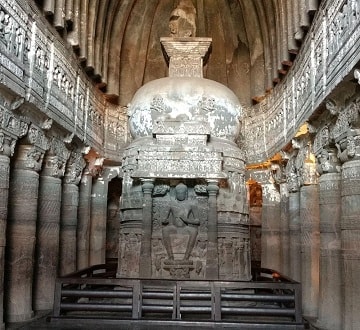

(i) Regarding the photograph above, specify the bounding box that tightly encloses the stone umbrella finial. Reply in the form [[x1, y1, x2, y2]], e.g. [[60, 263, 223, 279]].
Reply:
[[169, 0, 196, 37]]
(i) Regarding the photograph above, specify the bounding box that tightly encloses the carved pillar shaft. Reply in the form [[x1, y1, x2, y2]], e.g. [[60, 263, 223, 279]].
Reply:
[[206, 180, 219, 280], [77, 172, 92, 270], [342, 159, 360, 330], [60, 151, 84, 275], [139, 179, 154, 278], [317, 172, 342, 330], [279, 183, 290, 275], [300, 184, 320, 318], [6, 145, 41, 322], [0, 154, 10, 329], [60, 182, 79, 275], [89, 176, 109, 265], [34, 169, 61, 311], [288, 191, 301, 281], [261, 183, 281, 270]]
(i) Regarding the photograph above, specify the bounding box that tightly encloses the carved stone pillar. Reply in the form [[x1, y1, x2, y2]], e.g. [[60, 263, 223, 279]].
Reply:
[[59, 151, 85, 275], [0, 117, 24, 328], [279, 182, 289, 275], [0, 146, 10, 329], [333, 96, 360, 330], [260, 181, 281, 271], [314, 125, 342, 330], [206, 180, 219, 279], [341, 158, 360, 330], [139, 179, 154, 278], [33, 138, 69, 311], [89, 167, 118, 266], [77, 169, 93, 270], [6, 124, 48, 322], [298, 144, 320, 319], [286, 154, 301, 281], [272, 163, 289, 275]]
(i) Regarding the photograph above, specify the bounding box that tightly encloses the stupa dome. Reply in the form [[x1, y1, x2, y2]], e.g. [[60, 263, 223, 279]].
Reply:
[[128, 77, 242, 142]]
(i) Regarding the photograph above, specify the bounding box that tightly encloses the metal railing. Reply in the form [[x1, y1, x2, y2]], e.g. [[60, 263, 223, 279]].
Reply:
[[50, 264, 303, 329]]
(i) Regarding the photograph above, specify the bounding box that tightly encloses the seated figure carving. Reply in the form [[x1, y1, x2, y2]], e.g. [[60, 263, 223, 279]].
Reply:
[[162, 183, 199, 263]]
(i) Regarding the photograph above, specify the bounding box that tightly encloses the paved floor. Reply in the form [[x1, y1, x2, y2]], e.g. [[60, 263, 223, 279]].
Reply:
[[7, 315, 307, 330]]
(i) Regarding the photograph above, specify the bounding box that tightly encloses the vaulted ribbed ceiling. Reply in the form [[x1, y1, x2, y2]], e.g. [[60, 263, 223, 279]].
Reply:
[[35, 0, 319, 107]]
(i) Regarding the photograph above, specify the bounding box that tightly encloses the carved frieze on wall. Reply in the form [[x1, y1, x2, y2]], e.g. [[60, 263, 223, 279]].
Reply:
[[243, 0, 360, 165], [0, 0, 129, 158]]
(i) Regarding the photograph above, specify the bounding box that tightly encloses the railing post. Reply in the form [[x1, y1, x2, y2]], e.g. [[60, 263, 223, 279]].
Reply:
[[175, 282, 180, 320], [294, 283, 303, 323], [132, 280, 141, 319], [212, 282, 221, 321], [52, 281, 63, 317]]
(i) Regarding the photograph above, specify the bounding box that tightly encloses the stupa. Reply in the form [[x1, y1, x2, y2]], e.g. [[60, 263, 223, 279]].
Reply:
[[117, 0, 250, 281]]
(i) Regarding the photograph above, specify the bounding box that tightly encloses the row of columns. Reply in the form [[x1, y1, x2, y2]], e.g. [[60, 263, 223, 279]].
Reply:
[[258, 120, 360, 329], [0, 112, 118, 326]]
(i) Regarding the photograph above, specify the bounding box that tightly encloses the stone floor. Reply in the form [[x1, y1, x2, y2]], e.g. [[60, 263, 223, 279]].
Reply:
[[7, 313, 308, 330]]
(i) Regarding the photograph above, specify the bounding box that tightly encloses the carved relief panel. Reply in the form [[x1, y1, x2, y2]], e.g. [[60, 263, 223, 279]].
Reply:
[[151, 182, 208, 279]]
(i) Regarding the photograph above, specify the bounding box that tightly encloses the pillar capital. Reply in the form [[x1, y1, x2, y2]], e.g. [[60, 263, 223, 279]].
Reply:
[[206, 179, 219, 196], [0, 109, 28, 158], [313, 124, 341, 175], [270, 161, 287, 185], [333, 97, 360, 162], [14, 123, 49, 171], [0, 108, 28, 140], [64, 151, 86, 185], [0, 130, 16, 157], [42, 137, 70, 178], [14, 145, 45, 172], [285, 154, 300, 193], [83, 149, 104, 177], [295, 139, 318, 186], [23, 123, 49, 150], [141, 178, 154, 194]]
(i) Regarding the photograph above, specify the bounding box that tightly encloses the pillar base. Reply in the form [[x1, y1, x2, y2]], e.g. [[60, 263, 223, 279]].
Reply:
[[7, 311, 34, 323]]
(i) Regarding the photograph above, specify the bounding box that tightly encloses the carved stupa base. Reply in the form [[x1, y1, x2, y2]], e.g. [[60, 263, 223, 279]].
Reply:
[[163, 260, 194, 279]]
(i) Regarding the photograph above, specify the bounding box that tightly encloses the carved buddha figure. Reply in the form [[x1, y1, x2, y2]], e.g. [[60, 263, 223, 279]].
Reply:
[[162, 183, 199, 262]]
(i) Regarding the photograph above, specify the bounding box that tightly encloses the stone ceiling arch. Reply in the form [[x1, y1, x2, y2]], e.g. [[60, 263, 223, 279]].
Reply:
[[36, 0, 319, 106]]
